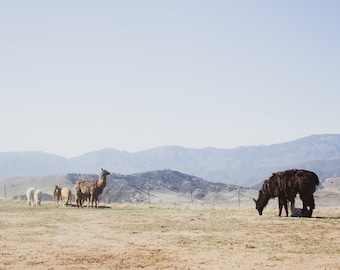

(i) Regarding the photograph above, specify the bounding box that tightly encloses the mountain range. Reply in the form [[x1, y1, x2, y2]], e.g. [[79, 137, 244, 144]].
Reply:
[[1, 134, 340, 187]]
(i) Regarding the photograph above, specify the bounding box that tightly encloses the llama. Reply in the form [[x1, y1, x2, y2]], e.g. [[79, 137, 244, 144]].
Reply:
[[53, 186, 62, 206], [74, 168, 110, 208], [290, 202, 302, 217], [26, 187, 35, 206], [34, 189, 42, 206], [256, 178, 290, 217], [61, 187, 72, 207], [290, 201, 312, 218], [254, 169, 319, 217]]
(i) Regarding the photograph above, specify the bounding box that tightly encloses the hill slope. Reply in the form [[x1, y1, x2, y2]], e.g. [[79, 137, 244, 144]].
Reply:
[[2, 134, 340, 186], [0, 170, 254, 206], [1, 170, 339, 207]]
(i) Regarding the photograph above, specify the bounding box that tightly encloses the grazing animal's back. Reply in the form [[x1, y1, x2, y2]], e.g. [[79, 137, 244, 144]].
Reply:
[[75, 179, 96, 194], [294, 169, 319, 192]]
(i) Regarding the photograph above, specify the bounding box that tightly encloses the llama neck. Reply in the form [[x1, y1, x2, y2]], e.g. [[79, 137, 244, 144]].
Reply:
[[97, 174, 107, 188], [262, 196, 270, 208]]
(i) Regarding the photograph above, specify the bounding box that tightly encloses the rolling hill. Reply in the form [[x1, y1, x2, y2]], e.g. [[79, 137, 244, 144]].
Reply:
[[1, 169, 339, 207]]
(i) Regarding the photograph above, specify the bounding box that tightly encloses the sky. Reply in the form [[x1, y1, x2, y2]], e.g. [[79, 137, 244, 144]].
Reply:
[[1, 1, 340, 158]]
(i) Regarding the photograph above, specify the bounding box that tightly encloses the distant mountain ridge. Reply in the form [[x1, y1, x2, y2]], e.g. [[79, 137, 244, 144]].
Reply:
[[1, 134, 340, 186]]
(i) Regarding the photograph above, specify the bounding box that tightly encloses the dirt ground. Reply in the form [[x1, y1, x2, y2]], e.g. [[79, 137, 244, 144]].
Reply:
[[0, 200, 339, 270]]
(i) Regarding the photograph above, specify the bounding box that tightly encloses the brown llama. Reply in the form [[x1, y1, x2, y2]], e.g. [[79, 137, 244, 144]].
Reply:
[[254, 169, 319, 217], [257, 177, 290, 217], [74, 168, 110, 208], [53, 185, 62, 206]]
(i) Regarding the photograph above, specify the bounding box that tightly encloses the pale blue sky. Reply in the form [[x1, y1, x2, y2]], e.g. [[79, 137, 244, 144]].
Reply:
[[1, 1, 339, 157]]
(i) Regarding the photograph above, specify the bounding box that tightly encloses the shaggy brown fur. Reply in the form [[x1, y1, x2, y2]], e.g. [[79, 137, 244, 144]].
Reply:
[[74, 168, 110, 208], [254, 169, 319, 217]]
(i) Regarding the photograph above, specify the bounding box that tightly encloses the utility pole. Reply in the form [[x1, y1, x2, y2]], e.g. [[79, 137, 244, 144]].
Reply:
[[4, 183, 7, 200], [191, 189, 193, 205], [147, 187, 150, 205]]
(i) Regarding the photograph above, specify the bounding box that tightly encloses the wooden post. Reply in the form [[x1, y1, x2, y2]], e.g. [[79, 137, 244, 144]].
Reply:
[[4, 183, 7, 200], [147, 187, 150, 205], [191, 189, 193, 205]]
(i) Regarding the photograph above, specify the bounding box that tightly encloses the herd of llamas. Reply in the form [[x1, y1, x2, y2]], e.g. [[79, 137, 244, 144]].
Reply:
[[26, 187, 41, 207], [25, 168, 320, 217], [26, 168, 110, 208]]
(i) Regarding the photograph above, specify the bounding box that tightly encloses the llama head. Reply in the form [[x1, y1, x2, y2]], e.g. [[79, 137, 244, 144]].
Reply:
[[253, 190, 268, 215], [100, 168, 110, 177]]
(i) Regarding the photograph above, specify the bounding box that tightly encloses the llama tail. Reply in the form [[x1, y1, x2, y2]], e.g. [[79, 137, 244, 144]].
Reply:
[[315, 174, 320, 185]]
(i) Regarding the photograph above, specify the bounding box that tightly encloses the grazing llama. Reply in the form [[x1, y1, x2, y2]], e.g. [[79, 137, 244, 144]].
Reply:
[[53, 186, 62, 206], [254, 169, 319, 217], [74, 168, 110, 208], [34, 189, 42, 206], [61, 187, 72, 207], [26, 187, 35, 206]]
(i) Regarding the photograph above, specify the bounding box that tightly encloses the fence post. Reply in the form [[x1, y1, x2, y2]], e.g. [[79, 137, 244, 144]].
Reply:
[[4, 183, 7, 200], [147, 187, 150, 205]]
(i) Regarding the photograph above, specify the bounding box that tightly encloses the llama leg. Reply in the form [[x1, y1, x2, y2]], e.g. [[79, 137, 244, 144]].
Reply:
[[278, 199, 283, 216], [77, 194, 82, 208], [306, 196, 314, 217], [302, 200, 307, 212], [311, 196, 315, 209], [290, 197, 295, 217], [283, 199, 288, 217], [309, 196, 315, 217], [300, 194, 308, 213], [301, 196, 311, 217], [89, 195, 93, 208]]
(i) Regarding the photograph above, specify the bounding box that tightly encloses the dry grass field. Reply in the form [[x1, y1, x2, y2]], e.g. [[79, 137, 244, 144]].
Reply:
[[0, 200, 339, 270]]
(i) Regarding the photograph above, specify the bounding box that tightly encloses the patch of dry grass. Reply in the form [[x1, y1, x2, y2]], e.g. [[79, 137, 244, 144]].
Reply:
[[0, 200, 339, 269]]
